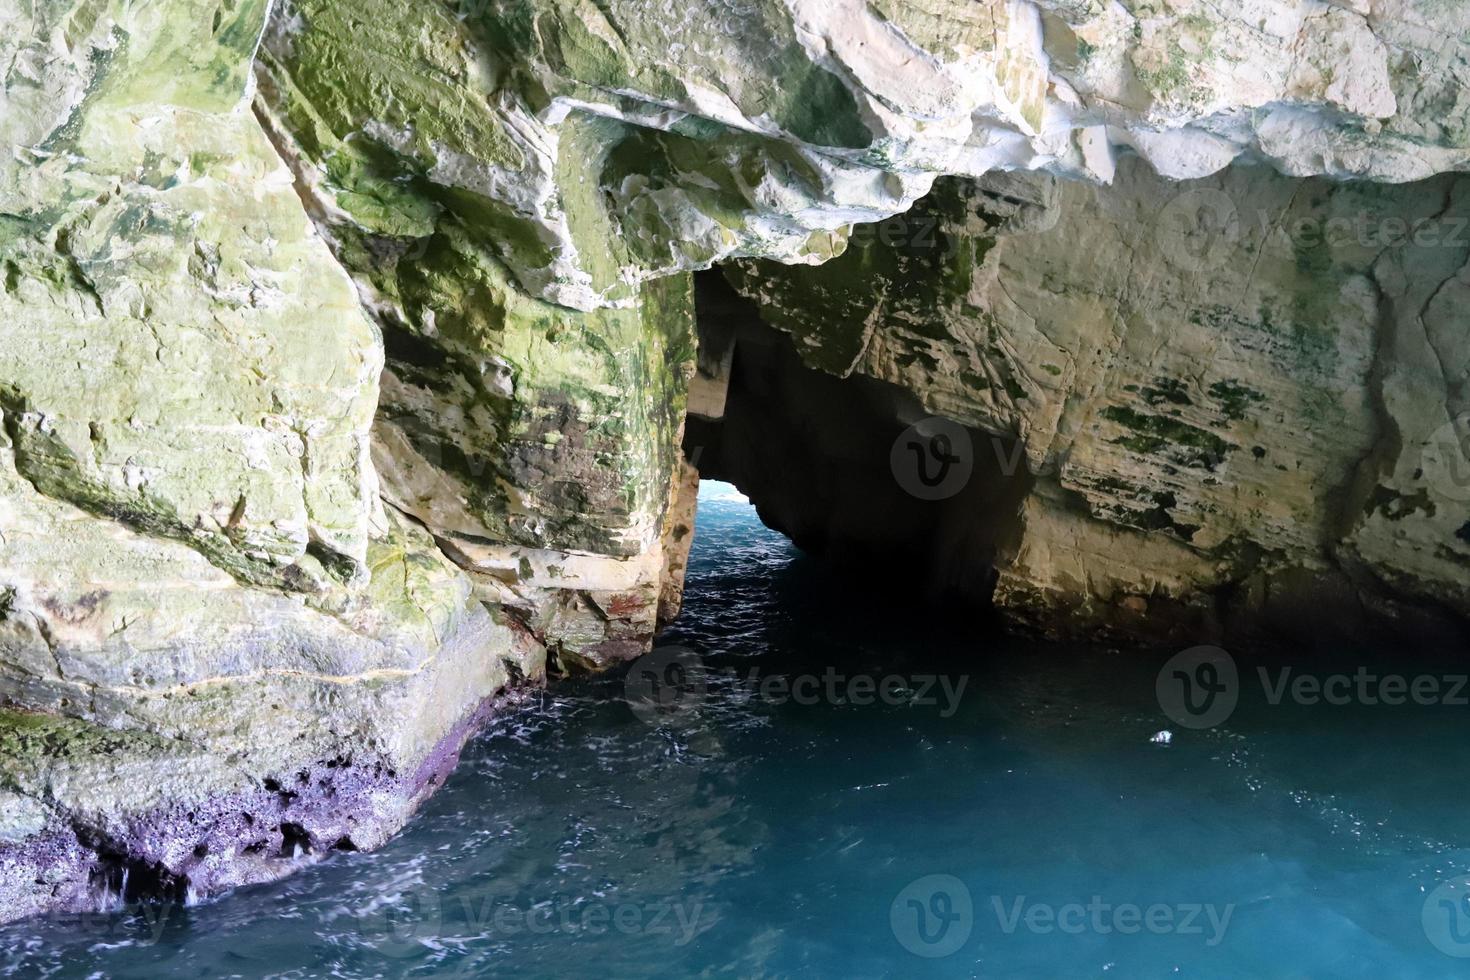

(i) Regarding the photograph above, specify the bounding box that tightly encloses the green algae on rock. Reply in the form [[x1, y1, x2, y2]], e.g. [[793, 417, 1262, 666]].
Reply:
[[0, 366, 547, 922], [251, 0, 906, 311], [2, 0, 382, 594], [0, 0, 543, 923], [1, 0, 1470, 931], [721, 161, 1470, 637]]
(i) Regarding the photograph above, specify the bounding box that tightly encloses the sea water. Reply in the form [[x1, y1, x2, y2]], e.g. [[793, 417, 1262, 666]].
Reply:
[[5, 481, 1470, 978]]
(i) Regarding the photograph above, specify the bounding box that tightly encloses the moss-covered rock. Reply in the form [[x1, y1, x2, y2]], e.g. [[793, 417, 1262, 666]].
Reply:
[[251, 0, 913, 310], [361, 222, 696, 558], [0, 0, 546, 923], [2, 0, 1470, 929], [1, 0, 382, 595], [254, 0, 1470, 314]]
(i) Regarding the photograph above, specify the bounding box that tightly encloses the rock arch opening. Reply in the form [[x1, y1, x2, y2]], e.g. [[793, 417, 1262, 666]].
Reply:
[[679, 270, 1034, 616]]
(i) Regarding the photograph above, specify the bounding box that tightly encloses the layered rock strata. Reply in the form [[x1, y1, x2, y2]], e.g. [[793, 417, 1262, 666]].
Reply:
[[713, 163, 1470, 644], [0, 0, 1468, 923]]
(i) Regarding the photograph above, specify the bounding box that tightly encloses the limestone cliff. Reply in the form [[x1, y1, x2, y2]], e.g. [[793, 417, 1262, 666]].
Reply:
[[714, 163, 1470, 642], [0, 0, 1467, 923]]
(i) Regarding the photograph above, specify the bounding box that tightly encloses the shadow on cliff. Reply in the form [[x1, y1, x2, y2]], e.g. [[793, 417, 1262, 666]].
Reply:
[[685, 272, 1028, 629], [681, 270, 1470, 665]]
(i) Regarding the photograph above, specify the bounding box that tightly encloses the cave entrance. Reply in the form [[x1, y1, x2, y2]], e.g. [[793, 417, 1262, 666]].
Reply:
[[679, 270, 1034, 613]]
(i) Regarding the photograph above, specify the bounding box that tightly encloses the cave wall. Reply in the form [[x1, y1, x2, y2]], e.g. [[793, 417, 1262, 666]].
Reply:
[[689, 274, 1031, 610], [0, 0, 1468, 923], [721, 164, 1470, 645]]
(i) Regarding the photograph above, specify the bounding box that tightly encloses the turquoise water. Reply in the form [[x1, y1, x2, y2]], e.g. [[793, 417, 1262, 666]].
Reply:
[[6, 481, 1470, 977]]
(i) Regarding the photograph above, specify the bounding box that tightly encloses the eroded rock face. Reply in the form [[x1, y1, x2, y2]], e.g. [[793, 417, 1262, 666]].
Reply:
[[0, 0, 702, 921], [14, 0, 1466, 338], [252, 0, 1470, 312], [2, 0, 381, 595], [721, 162, 1470, 641], [0, 0, 548, 920], [0, 0, 1468, 927]]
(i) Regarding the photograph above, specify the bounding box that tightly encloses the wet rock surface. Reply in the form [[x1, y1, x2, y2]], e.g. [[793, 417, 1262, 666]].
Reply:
[[1, 0, 1468, 925]]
